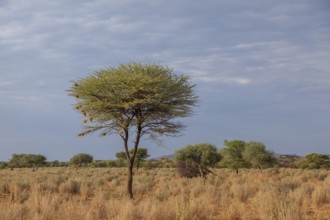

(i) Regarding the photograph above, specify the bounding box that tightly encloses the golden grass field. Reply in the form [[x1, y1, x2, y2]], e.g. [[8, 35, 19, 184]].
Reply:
[[0, 167, 329, 220]]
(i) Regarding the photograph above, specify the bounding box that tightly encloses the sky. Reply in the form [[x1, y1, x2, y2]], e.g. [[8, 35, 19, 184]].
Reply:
[[1, 0, 329, 161]]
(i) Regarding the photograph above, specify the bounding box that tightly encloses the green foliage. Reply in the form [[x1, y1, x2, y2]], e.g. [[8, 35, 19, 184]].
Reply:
[[0, 162, 8, 169], [116, 148, 150, 169], [69, 153, 93, 167], [175, 143, 221, 177], [107, 160, 116, 167], [219, 140, 276, 172], [219, 140, 248, 172], [115, 152, 126, 160], [69, 62, 198, 140], [59, 162, 68, 167], [90, 160, 108, 168], [145, 160, 163, 169], [49, 160, 60, 167], [10, 154, 47, 168], [297, 153, 330, 169], [243, 141, 276, 170], [134, 148, 150, 169], [176, 143, 220, 167], [115, 152, 128, 167]]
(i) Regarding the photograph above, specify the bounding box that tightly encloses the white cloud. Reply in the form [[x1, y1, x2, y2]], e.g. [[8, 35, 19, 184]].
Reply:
[[230, 77, 251, 85], [149, 35, 330, 90], [0, 78, 16, 88], [196, 76, 251, 85], [232, 41, 282, 50], [0, 23, 24, 38]]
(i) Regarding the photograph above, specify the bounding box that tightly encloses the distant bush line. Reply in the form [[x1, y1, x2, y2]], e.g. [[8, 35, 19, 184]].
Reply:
[[0, 151, 329, 171]]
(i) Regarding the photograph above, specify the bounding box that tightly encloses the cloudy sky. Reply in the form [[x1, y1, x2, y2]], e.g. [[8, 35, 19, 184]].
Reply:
[[1, 0, 329, 161]]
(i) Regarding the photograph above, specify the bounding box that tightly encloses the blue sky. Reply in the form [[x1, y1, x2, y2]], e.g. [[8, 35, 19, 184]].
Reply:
[[1, 0, 329, 161]]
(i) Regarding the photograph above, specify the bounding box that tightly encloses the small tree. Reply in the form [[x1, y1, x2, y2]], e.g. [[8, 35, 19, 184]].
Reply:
[[243, 141, 276, 172], [219, 140, 248, 174], [31, 154, 47, 171], [107, 160, 117, 167], [297, 153, 330, 169], [115, 151, 127, 167], [69, 153, 93, 170], [0, 162, 8, 169], [134, 148, 150, 170], [69, 62, 198, 199], [175, 143, 221, 178], [117, 148, 150, 170], [10, 154, 27, 168], [49, 160, 60, 167], [9, 154, 47, 171]]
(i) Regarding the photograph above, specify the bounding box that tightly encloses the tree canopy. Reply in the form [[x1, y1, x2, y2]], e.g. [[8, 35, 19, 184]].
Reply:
[[69, 62, 197, 140], [133, 148, 150, 170], [10, 154, 47, 171], [69, 62, 198, 198], [69, 153, 93, 169], [116, 148, 150, 169], [219, 140, 248, 173], [243, 141, 276, 172], [219, 140, 277, 172], [297, 153, 330, 169], [175, 143, 220, 177]]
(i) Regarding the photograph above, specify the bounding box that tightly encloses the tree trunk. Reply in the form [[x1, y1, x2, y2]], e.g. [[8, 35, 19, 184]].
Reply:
[[236, 168, 239, 174], [201, 166, 218, 176], [122, 116, 142, 200], [122, 128, 133, 199], [127, 164, 134, 199], [198, 164, 204, 178], [32, 165, 39, 172]]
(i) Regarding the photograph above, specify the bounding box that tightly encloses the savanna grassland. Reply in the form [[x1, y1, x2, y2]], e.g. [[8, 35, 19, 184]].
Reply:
[[0, 168, 329, 220]]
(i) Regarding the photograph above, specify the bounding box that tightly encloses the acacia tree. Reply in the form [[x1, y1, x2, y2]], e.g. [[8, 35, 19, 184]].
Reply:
[[115, 151, 127, 167], [219, 140, 248, 174], [116, 148, 150, 169], [10, 154, 47, 171], [243, 141, 275, 172], [175, 143, 221, 178], [69, 62, 197, 199], [69, 153, 93, 170], [297, 153, 330, 169], [133, 148, 149, 170]]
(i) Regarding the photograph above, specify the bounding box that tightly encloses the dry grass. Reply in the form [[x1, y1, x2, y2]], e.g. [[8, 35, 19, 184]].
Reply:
[[0, 168, 329, 220]]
